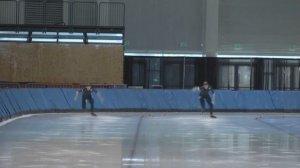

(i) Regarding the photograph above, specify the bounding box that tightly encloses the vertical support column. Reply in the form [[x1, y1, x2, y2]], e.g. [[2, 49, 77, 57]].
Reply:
[[205, 0, 219, 57]]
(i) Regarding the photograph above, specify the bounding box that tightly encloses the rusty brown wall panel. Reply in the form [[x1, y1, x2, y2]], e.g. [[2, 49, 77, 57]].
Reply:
[[0, 43, 124, 84], [11, 43, 40, 82], [0, 43, 12, 81]]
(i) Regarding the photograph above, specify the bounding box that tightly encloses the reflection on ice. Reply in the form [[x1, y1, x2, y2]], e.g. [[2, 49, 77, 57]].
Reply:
[[0, 113, 299, 168]]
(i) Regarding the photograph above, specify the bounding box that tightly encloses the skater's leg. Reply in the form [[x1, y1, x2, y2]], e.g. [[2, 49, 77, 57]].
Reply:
[[88, 97, 96, 116], [206, 96, 216, 118], [90, 97, 94, 112], [82, 97, 86, 110], [200, 97, 205, 112]]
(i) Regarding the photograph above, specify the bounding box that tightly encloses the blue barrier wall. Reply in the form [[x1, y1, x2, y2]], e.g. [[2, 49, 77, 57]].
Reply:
[[1, 88, 300, 120]]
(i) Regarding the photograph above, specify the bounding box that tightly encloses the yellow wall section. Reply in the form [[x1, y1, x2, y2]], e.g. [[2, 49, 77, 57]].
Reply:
[[0, 43, 124, 84]]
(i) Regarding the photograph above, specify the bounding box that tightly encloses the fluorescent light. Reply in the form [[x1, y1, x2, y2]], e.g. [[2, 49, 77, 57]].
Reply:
[[32, 32, 57, 36], [59, 32, 83, 36], [87, 33, 123, 37], [122, 158, 145, 162], [124, 52, 203, 57], [217, 54, 300, 59], [88, 39, 123, 44], [163, 53, 203, 57], [0, 31, 28, 35], [58, 39, 83, 43], [32, 38, 57, 42], [0, 37, 27, 42], [125, 52, 162, 57]]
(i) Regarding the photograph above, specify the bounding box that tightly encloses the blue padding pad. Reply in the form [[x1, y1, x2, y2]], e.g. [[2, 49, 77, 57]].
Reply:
[[10, 89, 36, 113], [0, 91, 10, 118], [169, 90, 200, 110], [104, 89, 145, 109], [236, 91, 274, 110], [270, 91, 300, 110], [41, 88, 70, 110], [28, 88, 50, 110], [141, 89, 170, 110], [1, 88, 300, 120], [0, 89, 20, 115], [94, 89, 117, 109], [61, 89, 81, 110], [214, 90, 239, 110], [94, 89, 140, 110]]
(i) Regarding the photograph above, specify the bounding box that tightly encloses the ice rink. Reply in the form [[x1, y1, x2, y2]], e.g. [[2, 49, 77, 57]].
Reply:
[[0, 112, 300, 168]]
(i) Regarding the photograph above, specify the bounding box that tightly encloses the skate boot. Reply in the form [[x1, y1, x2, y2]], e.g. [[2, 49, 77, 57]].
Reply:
[[210, 114, 217, 118], [91, 112, 97, 116]]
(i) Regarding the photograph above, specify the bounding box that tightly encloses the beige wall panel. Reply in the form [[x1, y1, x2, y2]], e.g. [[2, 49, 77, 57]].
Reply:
[[0, 43, 123, 84], [39, 44, 69, 83], [11, 43, 39, 82], [0, 43, 12, 81]]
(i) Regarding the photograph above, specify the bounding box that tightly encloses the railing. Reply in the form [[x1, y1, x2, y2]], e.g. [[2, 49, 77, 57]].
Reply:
[[0, 0, 125, 29]]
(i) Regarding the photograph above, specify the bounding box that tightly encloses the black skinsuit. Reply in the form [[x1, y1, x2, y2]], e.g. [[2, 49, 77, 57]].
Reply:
[[199, 86, 214, 115], [79, 87, 97, 111]]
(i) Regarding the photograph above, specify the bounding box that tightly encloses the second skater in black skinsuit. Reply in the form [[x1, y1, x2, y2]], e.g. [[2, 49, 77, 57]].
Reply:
[[199, 81, 216, 118], [77, 86, 97, 116]]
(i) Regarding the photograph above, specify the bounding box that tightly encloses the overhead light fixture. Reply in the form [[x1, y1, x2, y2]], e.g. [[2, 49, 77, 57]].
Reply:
[[32, 32, 57, 36], [59, 32, 83, 36], [0, 31, 28, 35], [31, 32, 57, 43], [58, 32, 83, 43], [0, 31, 28, 42], [217, 54, 300, 59], [88, 39, 123, 44], [87, 33, 123, 37], [58, 39, 83, 43], [0, 37, 27, 42], [32, 38, 57, 43], [124, 52, 203, 57]]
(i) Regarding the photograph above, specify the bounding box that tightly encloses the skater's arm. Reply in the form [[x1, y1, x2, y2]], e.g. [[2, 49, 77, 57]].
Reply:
[[209, 86, 214, 94], [92, 88, 98, 93], [74, 90, 80, 101]]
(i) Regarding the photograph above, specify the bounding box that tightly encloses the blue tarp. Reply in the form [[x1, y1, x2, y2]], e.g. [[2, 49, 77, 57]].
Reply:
[[1, 88, 300, 120]]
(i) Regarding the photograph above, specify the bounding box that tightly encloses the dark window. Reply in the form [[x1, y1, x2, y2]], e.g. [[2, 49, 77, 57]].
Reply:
[[132, 62, 146, 87], [163, 63, 181, 89], [217, 59, 254, 90]]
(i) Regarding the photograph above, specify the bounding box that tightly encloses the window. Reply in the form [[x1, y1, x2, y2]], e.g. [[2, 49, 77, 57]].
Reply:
[[148, 58, 161, 87], [218, 65, 235, 89], [163, 63, 181, 89], [132, 62, 146, 87], [184, 63, 195, 88], [217, 59, 253, 90]]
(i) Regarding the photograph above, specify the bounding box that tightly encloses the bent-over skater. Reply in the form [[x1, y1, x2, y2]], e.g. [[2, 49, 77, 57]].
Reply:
[[76, 85, 97, 116], [199, 81, 216, 118]]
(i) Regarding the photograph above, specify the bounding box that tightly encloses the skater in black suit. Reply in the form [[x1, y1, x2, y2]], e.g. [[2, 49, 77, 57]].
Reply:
[[199, 81, 216, 118], [75, 85, 97, 116]]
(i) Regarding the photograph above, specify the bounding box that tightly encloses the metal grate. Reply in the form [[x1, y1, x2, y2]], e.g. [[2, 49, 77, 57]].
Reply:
[[99, 2, 125, 27], [24, 0, 63, 25], [70, 2, 97, 26], [0, 1, 17, 24]]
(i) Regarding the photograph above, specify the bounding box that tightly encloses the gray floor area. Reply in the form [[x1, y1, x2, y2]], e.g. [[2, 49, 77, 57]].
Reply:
[[0, 112, 300, 168]]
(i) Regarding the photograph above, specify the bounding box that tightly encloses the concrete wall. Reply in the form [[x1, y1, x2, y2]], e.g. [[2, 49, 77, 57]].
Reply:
[[219, 0, 300, 54], [124, 0, 205, 52], [0, 43, 124, 84]]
